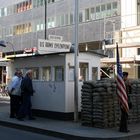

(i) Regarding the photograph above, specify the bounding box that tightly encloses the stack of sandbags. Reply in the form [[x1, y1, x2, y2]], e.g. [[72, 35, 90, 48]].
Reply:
[[92, 79, 119, 128], [81, 79, 140, 128], [128, 80, 140, 123], [81, 81, 95, 126]]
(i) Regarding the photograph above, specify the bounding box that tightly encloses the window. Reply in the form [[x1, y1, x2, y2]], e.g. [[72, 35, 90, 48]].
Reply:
[[107, 3, 111, 10], [60, 14, 65, 26], [101, 4, 106, 18], [0, 28, 2, 38], [1, 8, 4, 16], [54, 66, 64, 81], [106, 3, 111, 17], [23, 68, 39, 80], [15, 0, 32, 13], [70, 13, 74, 24], [92, 67, 98, 80], [32, 68, 39, 80], [65, 13, 69, 25], [48, 17, 55, 28], [68, 67, 74, 81], [79, 11, 83, 23], [0, 9, 2, 17], [33, 0, 37, 7], [4, 8, 7, 16], [96, 6, 101, 19], [48, 0, 55, 3], [7, 6, 13, 15], [112, 2, 117, 9], [56, 15, 60, 27], [90, 7, 95, 20], [85, 8, 90, 21], [42, 67, 51, 81], [5, 27, 13, 37], [14, 23, 32, 35], [138, 0, 140, 25], [79, 63, 88, 81], [112, 1, 118, 16]]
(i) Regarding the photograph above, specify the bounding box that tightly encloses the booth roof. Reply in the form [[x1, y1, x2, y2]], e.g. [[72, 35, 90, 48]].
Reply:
[[6, 50, 107, 59]]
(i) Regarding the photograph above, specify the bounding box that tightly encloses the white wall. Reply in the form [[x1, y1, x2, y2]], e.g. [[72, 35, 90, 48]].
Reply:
[[13, 54, 66, 112], [32, 81, 65, 112], [65, 53, 101, 112]]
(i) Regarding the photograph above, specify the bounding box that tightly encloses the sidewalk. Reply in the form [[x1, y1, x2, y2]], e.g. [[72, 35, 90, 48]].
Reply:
[[0, 97, 140, 140]]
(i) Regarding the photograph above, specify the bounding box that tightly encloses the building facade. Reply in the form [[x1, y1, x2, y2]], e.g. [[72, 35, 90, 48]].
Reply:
[[0, 0, 110, 117], [101, 0, 140, 79], [0, 0, 120, 84]]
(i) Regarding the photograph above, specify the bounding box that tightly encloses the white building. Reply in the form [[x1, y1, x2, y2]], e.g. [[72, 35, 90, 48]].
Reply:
[[102, 0, 140, 79]]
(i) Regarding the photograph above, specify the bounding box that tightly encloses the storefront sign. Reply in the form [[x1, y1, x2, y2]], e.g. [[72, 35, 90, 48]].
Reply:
[[38, 39, 71, 54]]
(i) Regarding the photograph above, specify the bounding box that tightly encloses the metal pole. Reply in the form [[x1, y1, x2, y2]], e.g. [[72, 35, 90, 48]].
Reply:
[[74, 0, 79, 122], [44, 0, 47, 40], [112, 22, 115, 44]]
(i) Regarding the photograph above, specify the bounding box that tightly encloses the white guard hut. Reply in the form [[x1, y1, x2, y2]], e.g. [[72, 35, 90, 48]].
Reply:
[[6, 39, 105, 120]]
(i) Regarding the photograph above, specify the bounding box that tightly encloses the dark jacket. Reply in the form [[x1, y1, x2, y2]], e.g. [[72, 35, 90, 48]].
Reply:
[[21, 75, 34, 96]]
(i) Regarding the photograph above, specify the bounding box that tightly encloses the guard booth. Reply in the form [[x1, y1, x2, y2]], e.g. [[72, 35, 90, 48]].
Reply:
[[6, 50, 103, 120], [5, 37, 105, 119]]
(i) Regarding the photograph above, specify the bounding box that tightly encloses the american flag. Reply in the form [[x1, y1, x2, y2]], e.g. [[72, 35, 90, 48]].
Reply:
[[116, 43, 129, 113]]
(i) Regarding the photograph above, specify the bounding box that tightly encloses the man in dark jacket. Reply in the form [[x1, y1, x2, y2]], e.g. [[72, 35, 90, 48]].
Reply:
[[17, 70, 35, 121]]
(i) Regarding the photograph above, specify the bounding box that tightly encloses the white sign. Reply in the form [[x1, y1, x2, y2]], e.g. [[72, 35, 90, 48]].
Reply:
[[48, 35, 63, 41], [38, 39, 71, 54]]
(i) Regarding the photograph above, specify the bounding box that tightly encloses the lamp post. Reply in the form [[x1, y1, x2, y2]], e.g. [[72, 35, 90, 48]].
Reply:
[[74, 0, 79, 122], [0, 40, 16, 57], [44, 0, 48, 40]]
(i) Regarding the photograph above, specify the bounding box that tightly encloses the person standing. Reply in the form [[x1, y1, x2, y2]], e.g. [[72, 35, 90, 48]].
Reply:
[[119, 72, 132, 132], [17, 70, 35, 121], [8, 70, 23, 118]]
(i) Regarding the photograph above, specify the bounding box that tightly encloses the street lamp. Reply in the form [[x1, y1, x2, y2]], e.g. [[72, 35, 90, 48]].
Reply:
[[44, 0, 48, 39], [74, 0, 79, 122], [0, 40, 16, 57]]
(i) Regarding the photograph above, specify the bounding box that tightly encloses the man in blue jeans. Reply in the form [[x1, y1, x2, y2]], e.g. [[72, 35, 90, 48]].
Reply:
[[17, 70, 35, 121]]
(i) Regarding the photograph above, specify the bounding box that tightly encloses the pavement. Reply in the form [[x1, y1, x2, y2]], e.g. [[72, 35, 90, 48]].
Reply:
[[0, 96, 140, 140]]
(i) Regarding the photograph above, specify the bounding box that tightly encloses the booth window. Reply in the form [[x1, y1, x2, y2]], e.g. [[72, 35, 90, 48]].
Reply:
[[92, 67, 98, 80], [24, 67, 39, 80], [42, 67, 51, 81], [54, 66, 64, 81], [68, 67, 74, 81], [79, 63, 89, 81]]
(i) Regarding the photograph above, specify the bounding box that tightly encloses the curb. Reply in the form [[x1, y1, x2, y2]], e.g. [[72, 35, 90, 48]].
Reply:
[[0, 120, 139, 140]]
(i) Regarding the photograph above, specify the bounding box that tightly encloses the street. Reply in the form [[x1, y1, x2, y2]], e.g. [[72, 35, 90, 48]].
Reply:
[[0, 97, 65, 140], [0, 125, 64, 140]]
